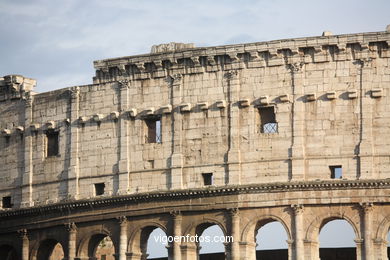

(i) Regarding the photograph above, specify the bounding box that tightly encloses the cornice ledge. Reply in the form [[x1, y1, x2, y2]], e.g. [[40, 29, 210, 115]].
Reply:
[[0, 179, 389, 218]]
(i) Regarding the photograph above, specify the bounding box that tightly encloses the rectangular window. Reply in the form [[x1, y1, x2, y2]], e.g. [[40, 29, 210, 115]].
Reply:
[[330, 165, 342, 179], [94, 183, 105, 196], [145, 116, 162, 143], [202, 173, 213, 186], [2, 196, 12, 208], [46, 131, 59, 157], [259, 106, 277, 133]]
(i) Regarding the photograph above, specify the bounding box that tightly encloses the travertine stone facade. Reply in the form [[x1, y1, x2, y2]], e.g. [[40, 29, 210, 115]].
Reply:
[[0, 29, 389, 260]]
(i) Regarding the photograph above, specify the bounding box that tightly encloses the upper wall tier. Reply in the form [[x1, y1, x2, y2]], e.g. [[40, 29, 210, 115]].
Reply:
[[93, 31, 390, 83]]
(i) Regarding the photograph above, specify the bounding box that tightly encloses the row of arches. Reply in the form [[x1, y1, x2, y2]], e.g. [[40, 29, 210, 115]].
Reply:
[[1, 219, 389, 259]]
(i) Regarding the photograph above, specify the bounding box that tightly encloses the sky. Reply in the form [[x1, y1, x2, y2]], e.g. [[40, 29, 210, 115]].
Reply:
[[0, 0, 389, 93]]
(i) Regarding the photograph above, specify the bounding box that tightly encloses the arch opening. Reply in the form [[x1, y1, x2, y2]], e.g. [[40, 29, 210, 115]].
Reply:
[[255, 220, 288, 260], [319, 219, 356, 260], [36, 239, 64, 260], [88, 234, 115, 260], [145, 227, 168, 259], [0, 244, 18, 260], [197, 224, 225, 259]]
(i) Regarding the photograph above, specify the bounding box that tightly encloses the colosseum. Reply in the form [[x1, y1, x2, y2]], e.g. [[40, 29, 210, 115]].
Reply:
[[0, 27, 390, 260]]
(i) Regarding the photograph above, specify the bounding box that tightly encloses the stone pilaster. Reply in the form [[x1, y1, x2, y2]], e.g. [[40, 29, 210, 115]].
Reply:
[[238, 241, 256, 260], [288, 63, 306, 181], [167, 74, 184, 189], [66, 223, 77, 260], [354, 238, 364, 260], [21, 92, 33, 207], [291, 204, 304, 260], [117, 81, 131, 194], [126, 252, 142, 260], [373, 238, 387, 260], [180, 244, 197, 260], [360, 202, 374, 260], [17, 229, 29, 260], [356, 59, 375, 179], [225, 70, 241, 185], [228, 208, 240, 260], [118, 216, 128, 260], [68, 87, 80, 199], [170, 211, 182, 260]]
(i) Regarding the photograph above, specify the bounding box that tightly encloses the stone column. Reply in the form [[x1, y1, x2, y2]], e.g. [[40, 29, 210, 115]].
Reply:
[[118, 216, 128, 260], [355, 238, 364, 260], [167, 74, 184, 189], [287, 239, 294, 260], [117, 81, 131, 194], [170, 211, 182, 260], [68, 87, 80, 199], [21, 93, 34, 207], [18, 229, 29, 260], [373, 238, 387, 260], [180, 244, 197, 260], [66, 223, 77, 260], [360, 202, 374, 260], [238, 241, 256, 260], [126, 252, 142, 260], [288, 63, 306, 181], [291, 204, 304, 260], [228, 208, 240, 260], [224, 70, 242, 185]]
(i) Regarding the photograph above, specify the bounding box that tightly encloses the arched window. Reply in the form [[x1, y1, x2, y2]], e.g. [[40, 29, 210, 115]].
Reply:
[[255, 221, 288, 260], [146, 228, 168, 259], [319, 219, 356, 259]]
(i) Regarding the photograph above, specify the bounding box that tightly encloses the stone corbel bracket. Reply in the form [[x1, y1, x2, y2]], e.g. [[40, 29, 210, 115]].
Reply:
[[216, 100, 227, 109], [92, 114, 104, 123], [30, 124, 40, 132], [371, 88, 383, 98], [306, 93, 316, 102], [347, 90, 358, 99], [143, 107, 155, 116], [279, 94, 290, 103], [127, 108, 137, 118], [179, 103, 192, 112], [258, 96, 269, 106], [326, 92, 337, 100], [45, 121, 56, 130], [1, 128, 11, 136], [78, 116, 89, 124], [197, 102, 209, 110], [15, 126, 24, 133], [238, 98, 250, 107], [110, 111, 120, 120], [159, 105, 172, 114]]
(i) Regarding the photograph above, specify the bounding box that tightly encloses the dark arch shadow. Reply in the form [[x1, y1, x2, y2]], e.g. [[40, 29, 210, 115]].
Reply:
[[37, 239, 64, 260], [0, 244, 18, 260]]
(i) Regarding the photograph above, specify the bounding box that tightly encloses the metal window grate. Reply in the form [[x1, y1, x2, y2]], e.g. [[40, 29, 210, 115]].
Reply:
[[263, 122, 278, 134]]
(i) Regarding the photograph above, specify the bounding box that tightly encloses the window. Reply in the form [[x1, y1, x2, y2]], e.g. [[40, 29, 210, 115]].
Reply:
[[259, 106, 277, 133], [202, 173, 213, 186], [94, 183, 105, 196], [2, 196, 12, 208], [145, 116, 162, 143], [330, 165, 342, 179], [46, 130, 59, 157]]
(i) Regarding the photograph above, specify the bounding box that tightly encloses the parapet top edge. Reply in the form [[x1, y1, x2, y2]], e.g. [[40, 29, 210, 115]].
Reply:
[[93, 31, 390, 68]]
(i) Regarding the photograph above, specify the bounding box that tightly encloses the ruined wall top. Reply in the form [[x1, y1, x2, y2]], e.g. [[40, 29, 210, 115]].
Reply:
[[0, 75, 36, 101], [150, 42, 195, 53], [93, 30, 390, 80]]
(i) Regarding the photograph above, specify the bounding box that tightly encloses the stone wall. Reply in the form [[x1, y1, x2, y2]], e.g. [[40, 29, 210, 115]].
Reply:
[[0, 30, 389, 209]]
